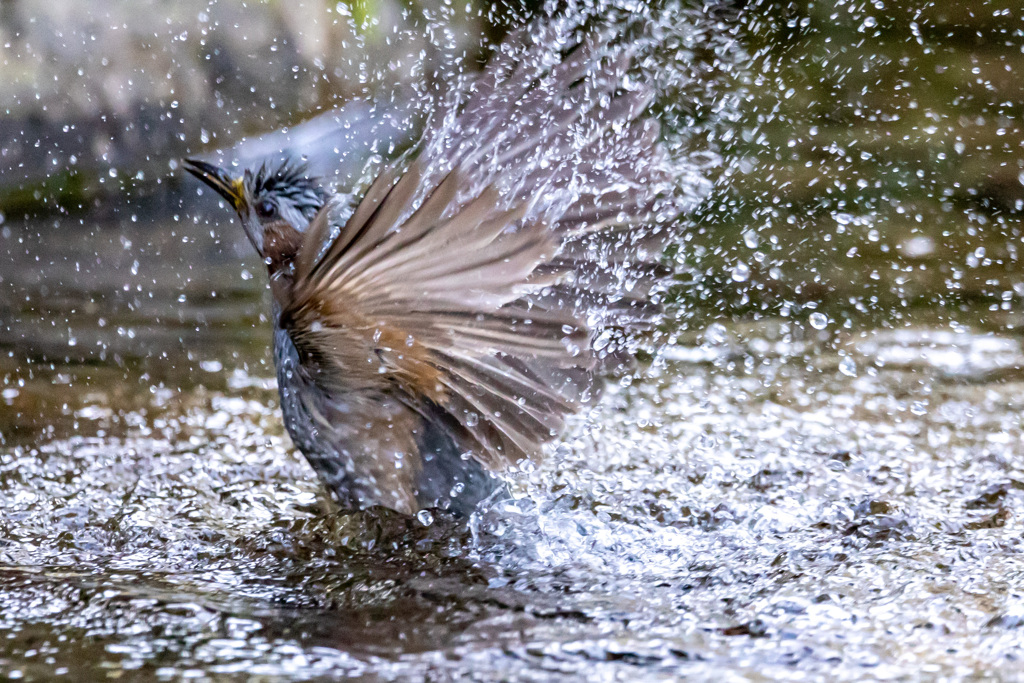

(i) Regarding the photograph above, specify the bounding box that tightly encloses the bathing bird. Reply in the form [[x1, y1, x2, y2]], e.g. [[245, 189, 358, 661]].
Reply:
[[184, 21, 681, 516]]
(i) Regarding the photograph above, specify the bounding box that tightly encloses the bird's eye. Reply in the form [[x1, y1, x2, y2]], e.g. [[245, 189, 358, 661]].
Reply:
[[256, 199, 276, 218]]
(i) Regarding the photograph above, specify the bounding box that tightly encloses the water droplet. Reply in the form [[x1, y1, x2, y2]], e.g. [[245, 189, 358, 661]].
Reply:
[[702, 323, 728, 345], [900, 236, 934, 258], [809, 312, 829, 330], [731, 261, 750, 282], [417, 509, 434, 526], [200, 360, 223, 373]]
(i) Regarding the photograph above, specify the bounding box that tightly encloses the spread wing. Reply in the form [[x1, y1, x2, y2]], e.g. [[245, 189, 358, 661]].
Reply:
[[279, 24, 684, 470], [283, 166, 585, 469]]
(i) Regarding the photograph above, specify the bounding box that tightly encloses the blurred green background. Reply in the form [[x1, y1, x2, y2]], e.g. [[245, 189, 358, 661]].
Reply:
[[3, 0, 1023, 327], [2, 0, 1024, 390], [687, 0, 1024, 328]]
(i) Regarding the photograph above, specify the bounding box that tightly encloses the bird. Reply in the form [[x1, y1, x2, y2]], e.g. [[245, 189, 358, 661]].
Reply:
[[184, 19, 684, 517]]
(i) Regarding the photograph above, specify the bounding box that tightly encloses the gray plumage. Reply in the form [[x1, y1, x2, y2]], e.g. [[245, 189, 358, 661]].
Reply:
[[184, 18, 684, 516]]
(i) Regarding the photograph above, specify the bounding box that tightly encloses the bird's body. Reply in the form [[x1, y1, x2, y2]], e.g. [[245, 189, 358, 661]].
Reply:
[[185, 20, 685, 516], [273, 322, 499, 515]]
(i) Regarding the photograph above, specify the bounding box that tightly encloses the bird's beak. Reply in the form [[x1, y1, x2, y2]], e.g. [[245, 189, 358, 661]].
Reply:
[[183, 158, 244, 210]]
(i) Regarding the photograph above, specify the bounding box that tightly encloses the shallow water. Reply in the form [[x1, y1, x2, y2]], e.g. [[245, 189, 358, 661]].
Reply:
[[4, 211, 1024, 680]]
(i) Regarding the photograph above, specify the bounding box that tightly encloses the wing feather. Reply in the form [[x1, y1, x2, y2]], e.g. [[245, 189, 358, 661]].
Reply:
[[276, 19, 687, 472]]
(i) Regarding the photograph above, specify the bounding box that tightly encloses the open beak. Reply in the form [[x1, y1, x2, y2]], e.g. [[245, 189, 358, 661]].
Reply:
[[183, 158, 243, 210]]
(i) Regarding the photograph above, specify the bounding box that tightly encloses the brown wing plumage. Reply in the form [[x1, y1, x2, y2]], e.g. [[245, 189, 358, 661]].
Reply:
[[283, 166, 580, 469], [279, 23, 680, 471]]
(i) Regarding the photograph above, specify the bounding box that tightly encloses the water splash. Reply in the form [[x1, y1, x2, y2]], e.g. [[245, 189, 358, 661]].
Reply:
[[9, 0, 1024, 679]]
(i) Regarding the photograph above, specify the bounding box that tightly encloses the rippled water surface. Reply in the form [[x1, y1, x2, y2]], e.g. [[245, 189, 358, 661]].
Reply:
[[4, 214, 1024, 681], [5, 1, 1024, 679]]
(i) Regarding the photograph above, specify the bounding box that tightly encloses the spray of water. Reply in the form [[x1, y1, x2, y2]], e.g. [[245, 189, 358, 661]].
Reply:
[[346, 0, 750, 352], [373, 0, 746, 223], [385, 0, 753, 569], [178, 0, 755, 519]]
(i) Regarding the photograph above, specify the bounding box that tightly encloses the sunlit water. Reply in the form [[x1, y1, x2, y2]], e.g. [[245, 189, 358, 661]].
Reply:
[[4, 213, 1024, 680], [5, 0, 1024, 680]]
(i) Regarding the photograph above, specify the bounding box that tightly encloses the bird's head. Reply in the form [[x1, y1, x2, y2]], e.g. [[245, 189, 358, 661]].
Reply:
[[184, 158, 328, 273]]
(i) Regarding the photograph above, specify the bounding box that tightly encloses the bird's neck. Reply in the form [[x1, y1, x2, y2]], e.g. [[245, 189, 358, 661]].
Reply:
[[268, 267, 295, 317], [262, 219, 303, 275]]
